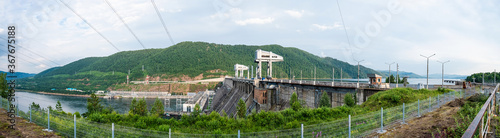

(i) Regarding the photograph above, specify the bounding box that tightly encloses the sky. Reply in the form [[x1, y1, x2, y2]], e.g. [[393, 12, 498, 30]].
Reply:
[[0, 0, 499, 76]]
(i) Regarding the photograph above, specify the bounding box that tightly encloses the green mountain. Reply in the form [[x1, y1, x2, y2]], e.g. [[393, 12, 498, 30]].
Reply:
[[0, 71, 36, 80], [18, 41, 382, 92]]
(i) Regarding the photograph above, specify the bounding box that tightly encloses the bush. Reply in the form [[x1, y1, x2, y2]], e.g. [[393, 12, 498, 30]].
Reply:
[[344, 93, 355, 107]]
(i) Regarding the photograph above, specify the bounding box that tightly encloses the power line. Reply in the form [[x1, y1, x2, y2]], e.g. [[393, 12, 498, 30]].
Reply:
[[57, 0, 121, 52], [151, 0, 175, 45], [336, 0, 351, 49], [103, 0, 147, 49], [0, 44, 50, 68], [0, 38, 60, 66]]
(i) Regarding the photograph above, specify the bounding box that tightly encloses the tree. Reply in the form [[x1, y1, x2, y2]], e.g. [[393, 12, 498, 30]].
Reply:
[[150, 98, 164, 116], [344, 93, 355, 107], [237, 99, 246, 118], [129, 98, 137, 115], [87, 93, 103, 114], [290, 92, 302, 111], [319, 92, 331, 108], [56, 100, 63, 111], [385, 75, 403, 83], [192, 104, 201, 117], [0, 73, 7, 98], [136, 98, 148, 116]]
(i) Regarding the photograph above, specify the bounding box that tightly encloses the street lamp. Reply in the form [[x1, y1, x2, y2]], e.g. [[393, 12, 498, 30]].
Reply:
[[437, 60, 450, 88], [420, 54, 436, 89], [385, 62, 395, 83], [354, 59, 365, 86]]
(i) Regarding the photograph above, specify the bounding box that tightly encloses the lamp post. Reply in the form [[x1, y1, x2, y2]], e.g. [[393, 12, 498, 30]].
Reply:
[[385, 62, 395, 82], [354, 59, 365, 86], [437, 60, 450, 88], [420, 54, 436, 89]]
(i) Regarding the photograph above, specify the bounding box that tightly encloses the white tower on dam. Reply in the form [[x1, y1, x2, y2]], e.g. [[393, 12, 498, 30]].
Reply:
[[255, 49, 284, 79], [234, 64, 249, 78]]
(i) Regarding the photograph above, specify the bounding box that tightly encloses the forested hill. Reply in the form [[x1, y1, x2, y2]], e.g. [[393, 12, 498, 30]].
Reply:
[[19, 41, 382, 92], [37, 41, 380, 79]]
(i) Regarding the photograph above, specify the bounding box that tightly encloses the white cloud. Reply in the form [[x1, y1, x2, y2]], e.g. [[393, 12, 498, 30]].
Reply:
[[284, 10, 304, 18], [234, 17, 274, 26], [0, 28, 3, 33], [312, 22, 343, 30]]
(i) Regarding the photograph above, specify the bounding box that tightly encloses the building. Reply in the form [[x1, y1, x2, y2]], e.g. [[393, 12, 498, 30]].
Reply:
[[367, 74, 382, 85]]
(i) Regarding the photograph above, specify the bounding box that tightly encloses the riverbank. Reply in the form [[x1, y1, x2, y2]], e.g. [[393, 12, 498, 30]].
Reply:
[[19, 89, 99, 98]]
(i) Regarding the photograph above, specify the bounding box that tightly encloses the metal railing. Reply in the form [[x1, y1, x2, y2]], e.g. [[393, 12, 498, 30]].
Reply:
[[462, 83, 499, 138]]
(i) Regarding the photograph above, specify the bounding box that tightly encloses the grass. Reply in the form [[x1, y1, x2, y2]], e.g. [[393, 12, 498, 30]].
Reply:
[[362, 87, 450, 110]]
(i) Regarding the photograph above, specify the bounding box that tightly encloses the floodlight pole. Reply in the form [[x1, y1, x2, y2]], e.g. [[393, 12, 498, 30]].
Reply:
[[437, 60, 450, 88], [385, 62, 395, 82], [420, 54, 436, 89], [354, 59, 365, 86]]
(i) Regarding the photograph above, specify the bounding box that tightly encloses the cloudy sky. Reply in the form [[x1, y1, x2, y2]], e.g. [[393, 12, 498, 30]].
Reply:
[[1, 0, 499, 76]]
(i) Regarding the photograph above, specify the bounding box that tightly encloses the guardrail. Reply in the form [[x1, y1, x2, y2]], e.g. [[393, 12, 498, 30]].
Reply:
[[462, 83, 499, 138], [265, 79, 371, 88]]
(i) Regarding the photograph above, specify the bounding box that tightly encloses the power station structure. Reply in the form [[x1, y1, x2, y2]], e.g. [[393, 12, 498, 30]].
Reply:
[[234, 64, 249, 78], [255, 49, 284, 79]]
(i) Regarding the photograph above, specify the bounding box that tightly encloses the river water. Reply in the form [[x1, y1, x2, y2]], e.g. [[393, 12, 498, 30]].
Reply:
[[14, 92, 187, 114], [13, 78, 459, 114]]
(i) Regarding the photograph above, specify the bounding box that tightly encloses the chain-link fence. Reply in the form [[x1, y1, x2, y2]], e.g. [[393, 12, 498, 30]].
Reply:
[[0, 89, 475, 138]]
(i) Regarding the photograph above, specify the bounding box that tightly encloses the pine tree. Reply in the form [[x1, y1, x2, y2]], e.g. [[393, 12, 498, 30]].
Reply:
[[192, 104, 201, 117], [0, 73, 8, 98], [137, 98, 148, 116], [237, 99, 246, 118], [150, 98, 164, 116], [319, 92, 331, 108], [56, 100, 63, 111], [130, 98, 137, 115], [290, 92, 302, 111], [87, 93, 103, 114]]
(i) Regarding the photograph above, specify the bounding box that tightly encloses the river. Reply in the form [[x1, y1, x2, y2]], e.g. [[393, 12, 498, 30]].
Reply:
[[14, 91, 187, 114]]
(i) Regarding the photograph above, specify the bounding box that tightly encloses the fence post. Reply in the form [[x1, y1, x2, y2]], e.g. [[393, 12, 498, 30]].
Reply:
[[238, 130, 240, 138], [48, 109, 50, 130], [29, 106, 32, 123], [169, 128, 171, 138], [418, 99, 420, 117], [112, 123, 114, 138], [74, 114, 76, 138], [402, 103, 406, 124], [349, 115, 351, 138], [437, 95, 440, 107], [429, 96, 431, 112], [301, 124, 304, 138], [378, 107, 386, 133]]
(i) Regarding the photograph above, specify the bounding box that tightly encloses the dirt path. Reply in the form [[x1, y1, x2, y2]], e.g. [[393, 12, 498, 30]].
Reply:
[[0, 108, 59, 138], [376, 98, 466, 138]]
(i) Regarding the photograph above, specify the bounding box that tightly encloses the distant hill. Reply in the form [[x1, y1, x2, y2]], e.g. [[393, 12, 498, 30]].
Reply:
[[378, 70, 424, 78], [0, 71, 36, 80], [18, 41, 383, 92]]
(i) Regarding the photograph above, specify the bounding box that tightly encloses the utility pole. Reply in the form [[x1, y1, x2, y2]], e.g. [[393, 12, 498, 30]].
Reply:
[[482, 72, 485, 89], [314, 67, 316, 82], [333, 67, 335, 82], [437, 60, 450, 88], [354, 59, 365, 86], [396, 63, 399, 88], [385, 62, 395, 82], [420, 54, 436, 89], [494, 69, 496, 84], [341, 68, 343, 84]]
